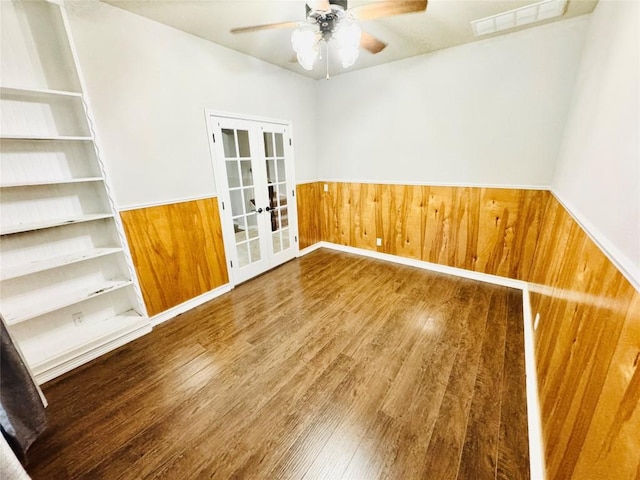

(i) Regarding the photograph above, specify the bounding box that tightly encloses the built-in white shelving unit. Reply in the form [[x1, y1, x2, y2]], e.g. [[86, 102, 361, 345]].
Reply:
[[0, 0, 150, 383]]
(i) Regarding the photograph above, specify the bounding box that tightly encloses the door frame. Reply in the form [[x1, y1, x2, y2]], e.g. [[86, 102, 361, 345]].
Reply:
[[204, 109, 299, 287]]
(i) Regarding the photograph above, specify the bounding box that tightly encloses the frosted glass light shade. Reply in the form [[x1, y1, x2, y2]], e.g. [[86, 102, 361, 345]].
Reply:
[[297, 49, 318, 70], [291, 24, 320, 71], [291, 25, 317, 53], [338, 46, 359, 68], [334, 19, 361, 49]]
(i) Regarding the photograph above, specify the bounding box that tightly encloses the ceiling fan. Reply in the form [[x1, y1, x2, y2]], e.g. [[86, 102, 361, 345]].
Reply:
[[231, 0, 428, 74]]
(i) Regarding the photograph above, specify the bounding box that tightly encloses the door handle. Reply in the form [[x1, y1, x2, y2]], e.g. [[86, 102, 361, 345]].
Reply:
[[256, 208, 263, 213], [265, 206, 275, 212]]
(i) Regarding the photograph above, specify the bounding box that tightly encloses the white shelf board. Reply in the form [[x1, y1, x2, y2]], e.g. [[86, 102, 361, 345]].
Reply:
[[0, 85, 83, 98], [0, 177, 104, 188], [3, 278, 134, 325], [0, 135, 93, 141], [23, 310, 151, 383], [1, 213, 114, 235], [1, 247, 123, 281]]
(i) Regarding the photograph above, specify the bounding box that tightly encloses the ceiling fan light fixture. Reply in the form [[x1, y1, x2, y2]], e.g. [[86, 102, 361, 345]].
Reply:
[[291, 24, 318, 52], [334, 16, 361, 68], [297, 48, 319, 70], [291, 23, 320, 70], [338, 46, 359, 68], [333, 15, 361, 49]]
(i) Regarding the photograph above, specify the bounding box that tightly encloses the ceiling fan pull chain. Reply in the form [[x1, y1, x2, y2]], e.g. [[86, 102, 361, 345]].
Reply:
[[326, 42, 330, 80]]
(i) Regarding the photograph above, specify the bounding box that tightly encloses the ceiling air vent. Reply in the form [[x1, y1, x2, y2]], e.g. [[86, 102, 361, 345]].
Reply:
[[471, 0, 568, 37]]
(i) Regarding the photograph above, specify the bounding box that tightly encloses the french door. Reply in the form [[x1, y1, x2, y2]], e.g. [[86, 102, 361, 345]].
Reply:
[[208, 114, 298, 284]]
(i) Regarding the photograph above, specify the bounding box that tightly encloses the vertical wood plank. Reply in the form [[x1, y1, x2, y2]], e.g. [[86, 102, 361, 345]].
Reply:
[[509, 189, 548, 279], [571, 290, 640, 479], [422, 186, 481, 271], [476, 188, 520, 277], [528, 195, 639, 480], [378, 184, 423, 259], [296, 182, 322, 249], [120, 197, 228, 316], [350, 182, 377, 251], [321, 182, 350, 245]]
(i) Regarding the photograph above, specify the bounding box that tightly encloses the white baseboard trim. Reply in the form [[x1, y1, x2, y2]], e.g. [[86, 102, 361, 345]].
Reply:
[[298, 242, 325, 257], [299, 241, 545, 478], [522, 285, 546, 480], [550, 190, 639, 293], [150, 284, 232, 327], [302, 241, 527, 289]]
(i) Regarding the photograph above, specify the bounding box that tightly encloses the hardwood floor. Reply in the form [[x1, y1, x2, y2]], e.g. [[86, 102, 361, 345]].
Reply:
[[26, 249, 529, 479]]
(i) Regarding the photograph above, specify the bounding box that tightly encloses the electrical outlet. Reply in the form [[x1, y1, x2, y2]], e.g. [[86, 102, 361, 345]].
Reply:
[[533, 313, 540, 331], [323, 183, 329, 192], [376, 238, 382, 247], [72, 311, 84, 326]]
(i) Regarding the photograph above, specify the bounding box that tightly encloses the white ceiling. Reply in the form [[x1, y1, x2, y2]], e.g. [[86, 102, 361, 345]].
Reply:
[[101, 0, 598, 80]]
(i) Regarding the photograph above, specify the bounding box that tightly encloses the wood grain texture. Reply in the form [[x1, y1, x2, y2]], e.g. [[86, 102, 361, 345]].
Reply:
[[26, 249, 529, 479], [297, 182, 640, 478], [299, 182, 548, 280], [497, 289, 529, 479], [458, 289, 509, 479], [296, 182, 322, 249], [378, 183, 424, 258], [120, 197, 228, 316], [528, 195, 640, 480]]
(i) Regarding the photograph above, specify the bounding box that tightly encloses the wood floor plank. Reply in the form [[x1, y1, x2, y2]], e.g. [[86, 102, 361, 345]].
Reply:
[[152, 311, 374, 479], [155, 352, 356, 479], [86, 310, 355, 478], [26, 249, 529, 480], [380, 281, 479, 480], [228, 353, 358, 479], [497, 289, 530, 479], [300, 366, 392, 479], [421, 285, 492, 479], [457, 288, 509, 479], [340, 409, 406, 480], [380, 276, 471, 420]]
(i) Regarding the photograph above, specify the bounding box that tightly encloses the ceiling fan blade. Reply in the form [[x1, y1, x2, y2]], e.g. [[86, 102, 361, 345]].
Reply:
[[350, 0, 427, 21], [230, 20, 300, 34], [360, 31, 387, 54]]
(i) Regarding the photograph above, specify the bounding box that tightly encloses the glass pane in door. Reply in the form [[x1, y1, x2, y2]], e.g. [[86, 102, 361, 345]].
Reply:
[[222, 128, 262, 267], [263, 131, 292, 256], [222, 129, 237, 158], [275, 133, 284, 157]]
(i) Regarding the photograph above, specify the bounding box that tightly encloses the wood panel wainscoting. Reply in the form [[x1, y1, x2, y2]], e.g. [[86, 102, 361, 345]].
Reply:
[[120, 197, 228, 317], [296, 181, 640, 479], [528, 196, 640, 480], [298, 182, 548, 280]]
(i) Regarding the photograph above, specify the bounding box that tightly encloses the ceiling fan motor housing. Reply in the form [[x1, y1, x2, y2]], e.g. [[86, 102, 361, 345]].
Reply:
[[305, 0, 350, 40], [304, 0, 348, 16]]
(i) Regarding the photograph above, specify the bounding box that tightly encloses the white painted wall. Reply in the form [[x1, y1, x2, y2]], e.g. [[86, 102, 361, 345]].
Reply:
[[315, 16, 589, 188], [552, 0, 639, 286], [64, 1, 317, 209]]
